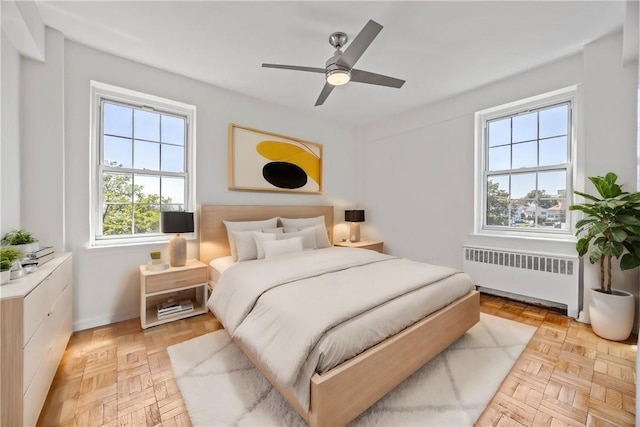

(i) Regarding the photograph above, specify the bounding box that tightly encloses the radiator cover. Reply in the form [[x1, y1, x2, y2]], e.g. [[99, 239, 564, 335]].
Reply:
[[463, 245, 580, 317]]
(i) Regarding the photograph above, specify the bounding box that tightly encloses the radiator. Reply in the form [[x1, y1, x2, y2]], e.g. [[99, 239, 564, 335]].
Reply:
[[463, 245, 580, 317]]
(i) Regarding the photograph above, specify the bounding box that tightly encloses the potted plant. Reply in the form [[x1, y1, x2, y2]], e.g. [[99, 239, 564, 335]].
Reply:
[[569, 172, 640, 341], [1, 229, 39, 254], [0, 247, 23, 285]]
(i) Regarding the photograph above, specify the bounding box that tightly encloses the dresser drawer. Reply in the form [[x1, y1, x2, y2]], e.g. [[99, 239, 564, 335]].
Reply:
[[23, 258, 72, 346], [146, 268, 206, 293], [23, 283, 72, 394]]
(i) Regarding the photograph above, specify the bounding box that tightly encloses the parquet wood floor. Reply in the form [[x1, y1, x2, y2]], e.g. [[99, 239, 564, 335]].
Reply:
[[37, 294, 636, 426]]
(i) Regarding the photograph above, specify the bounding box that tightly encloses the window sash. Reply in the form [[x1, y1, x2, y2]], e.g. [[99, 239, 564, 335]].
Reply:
[[90, 82, 195, 245], [480, 99, 573, 234]]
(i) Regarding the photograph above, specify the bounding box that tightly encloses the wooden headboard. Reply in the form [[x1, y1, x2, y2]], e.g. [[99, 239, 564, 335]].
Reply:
[[199, 205, 334, 265]]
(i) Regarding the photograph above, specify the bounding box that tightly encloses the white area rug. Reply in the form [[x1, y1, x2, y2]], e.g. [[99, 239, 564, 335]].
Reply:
[[167, 313, 536, 426]]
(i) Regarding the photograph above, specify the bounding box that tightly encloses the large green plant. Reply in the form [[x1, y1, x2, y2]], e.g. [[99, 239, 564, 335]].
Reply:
[[569, 173, 640, 294]]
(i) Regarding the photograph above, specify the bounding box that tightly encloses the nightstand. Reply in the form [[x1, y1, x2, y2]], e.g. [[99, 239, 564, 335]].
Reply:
[[334, 240, 384, 253], [139, 259, 208, 329]]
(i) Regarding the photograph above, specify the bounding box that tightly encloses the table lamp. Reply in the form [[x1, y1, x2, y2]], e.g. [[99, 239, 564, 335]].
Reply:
[[345, 209, 365, 242], [161, 211, 194, 267]]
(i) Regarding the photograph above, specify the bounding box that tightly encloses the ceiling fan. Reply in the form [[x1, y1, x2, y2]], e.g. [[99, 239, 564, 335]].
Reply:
[[262, 19, 406, 106]]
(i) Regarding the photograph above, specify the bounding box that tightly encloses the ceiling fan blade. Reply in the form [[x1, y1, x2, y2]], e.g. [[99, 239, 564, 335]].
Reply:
[[337, 19, 383, 69], [262, 63, 326, 74], [315, 83, 335, 106], [350, 69, 405, 88]]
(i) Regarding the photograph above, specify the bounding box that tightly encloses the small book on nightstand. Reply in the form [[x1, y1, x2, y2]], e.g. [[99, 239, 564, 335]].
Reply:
[[157, 300, 194, 318]]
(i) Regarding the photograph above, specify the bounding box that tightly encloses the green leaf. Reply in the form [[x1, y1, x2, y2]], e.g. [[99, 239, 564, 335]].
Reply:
[[621, 253, 640, 270], [589, 247, 602, 264], [604, 172, 618, 184], [609, 227, 628, 242], [573, 190, 601, 202], [575, 218, 597, 229], [616, 214, 640, 226], [576, 238, 590, 256], [606, 241, 624, 257], [587, 222, 608, 238]]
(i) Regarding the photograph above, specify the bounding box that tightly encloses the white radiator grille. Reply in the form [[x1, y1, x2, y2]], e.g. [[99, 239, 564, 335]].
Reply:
[[463, 246, 580, 317], [464, 247, 575, 276]]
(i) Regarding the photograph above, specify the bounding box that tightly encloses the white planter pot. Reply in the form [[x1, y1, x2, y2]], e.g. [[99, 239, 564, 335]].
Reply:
[[589, 288, 635, 341], [10, 242, 39, 255], [0, 270, 9, 285]]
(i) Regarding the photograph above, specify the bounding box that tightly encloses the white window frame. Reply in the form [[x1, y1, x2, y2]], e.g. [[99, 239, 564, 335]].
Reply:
[[89, 81, 196, 247], [474, 86, 578, 239]]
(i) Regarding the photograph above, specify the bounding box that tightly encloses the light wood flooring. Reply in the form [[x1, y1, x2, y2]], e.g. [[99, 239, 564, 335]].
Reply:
[[37, 294, 636, 426]]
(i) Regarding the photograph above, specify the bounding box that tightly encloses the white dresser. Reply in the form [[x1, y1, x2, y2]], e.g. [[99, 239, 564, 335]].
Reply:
[[0, 253, 73, 427]]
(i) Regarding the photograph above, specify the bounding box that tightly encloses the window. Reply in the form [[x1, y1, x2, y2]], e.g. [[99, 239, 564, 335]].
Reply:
[[476, 88, 576, 235], [90, 82, 196, 246]]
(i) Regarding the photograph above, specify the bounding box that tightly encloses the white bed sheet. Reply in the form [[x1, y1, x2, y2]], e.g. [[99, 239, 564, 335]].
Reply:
[[208, 255, 235, 285]]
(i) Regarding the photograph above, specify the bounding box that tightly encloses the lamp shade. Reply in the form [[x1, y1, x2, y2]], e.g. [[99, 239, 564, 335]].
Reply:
[[161, 212, 194, 234], [345, 210, 365, 223]]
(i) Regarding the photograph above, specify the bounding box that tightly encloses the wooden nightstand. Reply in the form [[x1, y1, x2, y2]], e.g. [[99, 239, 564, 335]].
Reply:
[[334, 240, 384, 253], [139, 259, 208, 329]]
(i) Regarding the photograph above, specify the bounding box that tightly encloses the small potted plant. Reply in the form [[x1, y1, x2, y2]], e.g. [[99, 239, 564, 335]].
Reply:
[[0, 247, 23, 285], [146, 251, 168, 271], [1, 229, 39, 254], [569, 172, 640, 341]]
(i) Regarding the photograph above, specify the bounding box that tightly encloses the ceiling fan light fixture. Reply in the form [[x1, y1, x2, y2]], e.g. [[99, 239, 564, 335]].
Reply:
[[326, 69, 351, 86]]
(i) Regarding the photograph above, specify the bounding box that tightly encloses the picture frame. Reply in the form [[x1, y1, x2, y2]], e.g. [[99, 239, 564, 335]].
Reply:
[[228, 123, 323, 194]]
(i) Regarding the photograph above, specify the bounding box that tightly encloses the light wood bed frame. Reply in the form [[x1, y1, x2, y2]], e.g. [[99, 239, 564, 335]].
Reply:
[[200, 205, 480, 427]]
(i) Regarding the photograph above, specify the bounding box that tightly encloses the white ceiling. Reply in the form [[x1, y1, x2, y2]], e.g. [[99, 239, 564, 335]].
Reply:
[[35, 1, 626, 126]]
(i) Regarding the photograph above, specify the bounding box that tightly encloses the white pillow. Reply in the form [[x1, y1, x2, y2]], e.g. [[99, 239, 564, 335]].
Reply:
[[279, 216, 331, 248], [223, 218, 278, 261], [262, 236, 304, 258], [279, 227, 316, 250], [254, 232, 278, 259]]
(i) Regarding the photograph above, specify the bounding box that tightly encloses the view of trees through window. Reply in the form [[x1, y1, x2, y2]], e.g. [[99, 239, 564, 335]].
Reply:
[[485, 102, 570, 231], [100, 101, 187, 237]]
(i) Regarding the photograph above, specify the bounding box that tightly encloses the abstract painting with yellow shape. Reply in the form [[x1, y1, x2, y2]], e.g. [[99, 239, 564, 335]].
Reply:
[[228, 124, 322, 193]]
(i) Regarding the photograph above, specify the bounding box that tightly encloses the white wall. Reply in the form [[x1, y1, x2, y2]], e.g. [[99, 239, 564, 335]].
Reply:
[[20, 27, 65, 251], [360, 31, 638, 318], [56, 40, 358, 330], [1, 31, 22, 236]]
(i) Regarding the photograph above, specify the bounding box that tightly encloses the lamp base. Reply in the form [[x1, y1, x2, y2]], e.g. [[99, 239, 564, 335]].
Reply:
[[168, 234, 187, 267], [349, 222, 361, 243]]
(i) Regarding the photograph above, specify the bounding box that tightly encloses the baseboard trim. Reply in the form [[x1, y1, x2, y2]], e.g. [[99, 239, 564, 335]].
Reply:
[[73, 310, 139, 331]]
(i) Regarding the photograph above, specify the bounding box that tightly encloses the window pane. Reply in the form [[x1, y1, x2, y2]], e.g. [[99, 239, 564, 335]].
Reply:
[[486, 176, 509, 226], [134, 140, 160, 170], [512, 141, 537, 169], [544, 198, 567, 229], [161, 115, 185, 145], [134, 110, 160, 141], [134, 175, 160, 203], [488, 118, 510, 147], [103, 103, 132, 138], [102, 203, 133, 235], [539, 136, 567, 166], [161, 144, 185, 172], [511, 172, 536, 199], [539, 104, 568, 138], [488, 145, 510, 171], [103, 172, 132, 203], [103, 136, 132, 168], [133, 204, 160, 234], [162, 176, 184, 204], [538, 170, 566, 198], [512, 111, 537, 143]]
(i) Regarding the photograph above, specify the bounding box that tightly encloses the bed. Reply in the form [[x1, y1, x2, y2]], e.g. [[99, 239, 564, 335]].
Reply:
[[200, 205, 479, 427]]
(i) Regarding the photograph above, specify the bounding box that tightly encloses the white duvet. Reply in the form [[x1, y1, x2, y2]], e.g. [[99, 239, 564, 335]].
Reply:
[[208, 247, 475, 410]]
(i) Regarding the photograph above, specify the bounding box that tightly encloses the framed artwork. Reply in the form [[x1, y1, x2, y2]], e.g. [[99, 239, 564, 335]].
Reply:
[[228, 124, 323, 194]]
